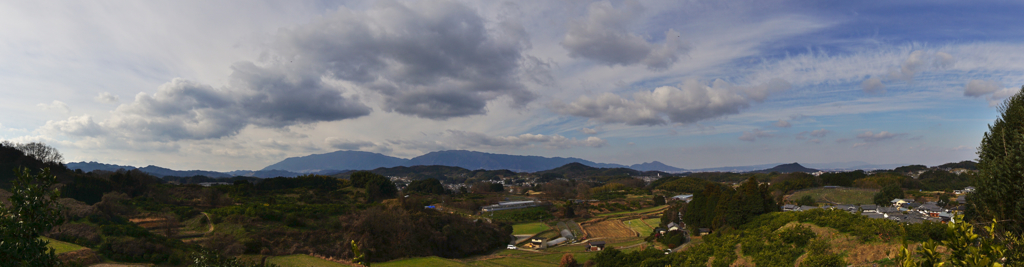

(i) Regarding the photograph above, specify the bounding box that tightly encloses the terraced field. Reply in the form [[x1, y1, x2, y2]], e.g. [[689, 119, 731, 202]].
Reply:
[[582, 220, 636, 238]]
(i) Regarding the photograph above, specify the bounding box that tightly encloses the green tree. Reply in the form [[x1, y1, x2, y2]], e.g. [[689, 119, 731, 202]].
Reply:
[[365, 176, 398, 203], [873, 184, 904, 206], [652, 195, 666, 206], [795, 195, 816, 206], [0, 167, 64, 266], [972, 86, 1024, 234]]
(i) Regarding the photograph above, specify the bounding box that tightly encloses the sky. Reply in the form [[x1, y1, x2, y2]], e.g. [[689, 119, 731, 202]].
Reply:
[[2, 0, 1023, 172]]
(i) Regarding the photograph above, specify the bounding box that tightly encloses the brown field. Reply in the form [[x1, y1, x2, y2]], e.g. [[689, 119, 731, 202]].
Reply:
[[582, 220, 636, 238], [129, 217, 170, 230]]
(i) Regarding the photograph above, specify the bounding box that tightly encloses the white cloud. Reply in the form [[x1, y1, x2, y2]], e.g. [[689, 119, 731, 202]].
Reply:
[[580, 127, 598, 134], [809, 129, 830, 138], [552, 78, 790, 126], [773, 119, 791, 128], [855, 131, 905, 143], [560, 0, 688, 70], [964, 80, 1001, 97], [94, 92, 119, 103], [739, 129, 772, 142], [861, 77, 885, 94], [37, 100, 69, 114]]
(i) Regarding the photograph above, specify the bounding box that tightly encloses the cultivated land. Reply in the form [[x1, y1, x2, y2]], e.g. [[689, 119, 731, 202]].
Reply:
[[512, 222, 550, 235], [789, 187, 878, 205], [265, 254, 346, 267], [42, 237, 87, 254], [582, 219, 637, 238]]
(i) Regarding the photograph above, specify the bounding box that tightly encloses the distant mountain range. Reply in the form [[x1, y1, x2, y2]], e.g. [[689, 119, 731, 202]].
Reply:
[[67, 150, 917, 179], [260, 150, 675, 173]]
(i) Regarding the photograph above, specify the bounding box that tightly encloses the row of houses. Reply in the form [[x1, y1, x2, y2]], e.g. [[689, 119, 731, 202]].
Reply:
[[783, 200, 956, 224]]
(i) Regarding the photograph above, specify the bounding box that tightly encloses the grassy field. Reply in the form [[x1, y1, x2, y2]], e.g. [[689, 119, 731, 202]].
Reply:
[[643, 218, 661, 228], [596, 205, 667, 217], [624, 218, 654, 235], [377, 256, 467, 267], [512, 222, 550, 235], [41, 237, 86, 254], [267, 254, 347, 267], [790, 187, 878, 205]]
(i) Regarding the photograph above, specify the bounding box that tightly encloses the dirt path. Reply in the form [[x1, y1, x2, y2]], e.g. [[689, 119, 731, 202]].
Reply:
[[201, 212, 214, 233]]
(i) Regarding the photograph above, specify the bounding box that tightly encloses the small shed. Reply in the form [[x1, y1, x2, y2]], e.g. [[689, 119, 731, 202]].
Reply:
[[585, 241, 606, 251], [698, 228, 711, 236]]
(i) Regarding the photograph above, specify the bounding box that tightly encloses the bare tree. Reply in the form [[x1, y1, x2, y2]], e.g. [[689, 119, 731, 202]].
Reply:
[[12, 142, 64, 164]]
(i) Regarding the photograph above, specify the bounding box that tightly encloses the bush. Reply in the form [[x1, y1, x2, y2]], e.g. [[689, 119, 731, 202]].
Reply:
[[778, 224, 815, 247]]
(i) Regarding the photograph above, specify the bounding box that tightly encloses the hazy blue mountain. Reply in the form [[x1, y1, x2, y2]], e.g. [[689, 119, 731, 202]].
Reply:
[[751, 163, 819, 173], [226, 169, 306, 178], [67, 161, 137, 172], [803, 161, 907, 171], [261, 150, 407, 172], [629, 161, 686, 172], [690, 163, 783, 173], [405, 150, 627, 172], [136, 165, 232, 178]]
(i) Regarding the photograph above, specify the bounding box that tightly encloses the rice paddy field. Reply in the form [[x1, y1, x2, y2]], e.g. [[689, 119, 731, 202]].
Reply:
[[789, 187, 878, 205]]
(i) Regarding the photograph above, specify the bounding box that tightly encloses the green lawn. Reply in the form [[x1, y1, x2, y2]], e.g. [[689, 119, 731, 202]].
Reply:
[[596, 205, 667, 217], [267, 254, 347, 267], [377, 256, 467, 267], [512, 222, 550, 235], [790, 187, 878, 205], [624, 218, 654, 235], [41, 237, 86, 254]]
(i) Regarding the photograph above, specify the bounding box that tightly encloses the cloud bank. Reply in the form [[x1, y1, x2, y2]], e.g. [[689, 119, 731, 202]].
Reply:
[[552, 78, 790, 126]]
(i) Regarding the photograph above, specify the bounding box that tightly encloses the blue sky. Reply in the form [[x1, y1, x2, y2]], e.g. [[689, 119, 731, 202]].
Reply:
[[1, 0, 1021, 171]]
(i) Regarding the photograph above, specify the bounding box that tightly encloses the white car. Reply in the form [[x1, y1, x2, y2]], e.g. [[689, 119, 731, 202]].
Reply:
[[507, 245, 517, 250]]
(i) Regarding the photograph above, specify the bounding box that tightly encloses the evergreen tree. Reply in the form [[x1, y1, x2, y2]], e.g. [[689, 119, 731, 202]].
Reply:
[[972, 86, 1024, 234], [873, 184, 904, 206], [0, 167, 63, 266]]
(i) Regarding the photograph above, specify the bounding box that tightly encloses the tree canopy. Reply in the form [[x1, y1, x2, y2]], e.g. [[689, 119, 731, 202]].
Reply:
[[971, 86, 1024, 234]]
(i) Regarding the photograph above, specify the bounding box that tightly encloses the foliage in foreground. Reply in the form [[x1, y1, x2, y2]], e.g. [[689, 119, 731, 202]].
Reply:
[[0, 167, 63, 266]]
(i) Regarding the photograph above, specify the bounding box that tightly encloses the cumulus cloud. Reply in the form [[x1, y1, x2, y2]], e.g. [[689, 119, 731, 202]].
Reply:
[[561, 0, 689, 70], [773, 119, 791, 128], [45, 0, 542, 142], [962, 80, 1021, 106], [964, 80, 1001, 97], [861, 77, 885, 94], [446, 130, 606, 149], [41, 115, 105, 137], [810, 129, 830, 138], [38, 100, 69, 114], [271, 0, 536, 119], [739, 129, 772, 142], [552, 78, 790, 126], [94, 92, 119, 103], [580, 127, 598, 134]]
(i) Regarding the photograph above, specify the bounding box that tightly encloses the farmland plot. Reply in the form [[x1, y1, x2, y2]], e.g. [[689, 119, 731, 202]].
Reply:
[[582, 220, 636, 238]]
